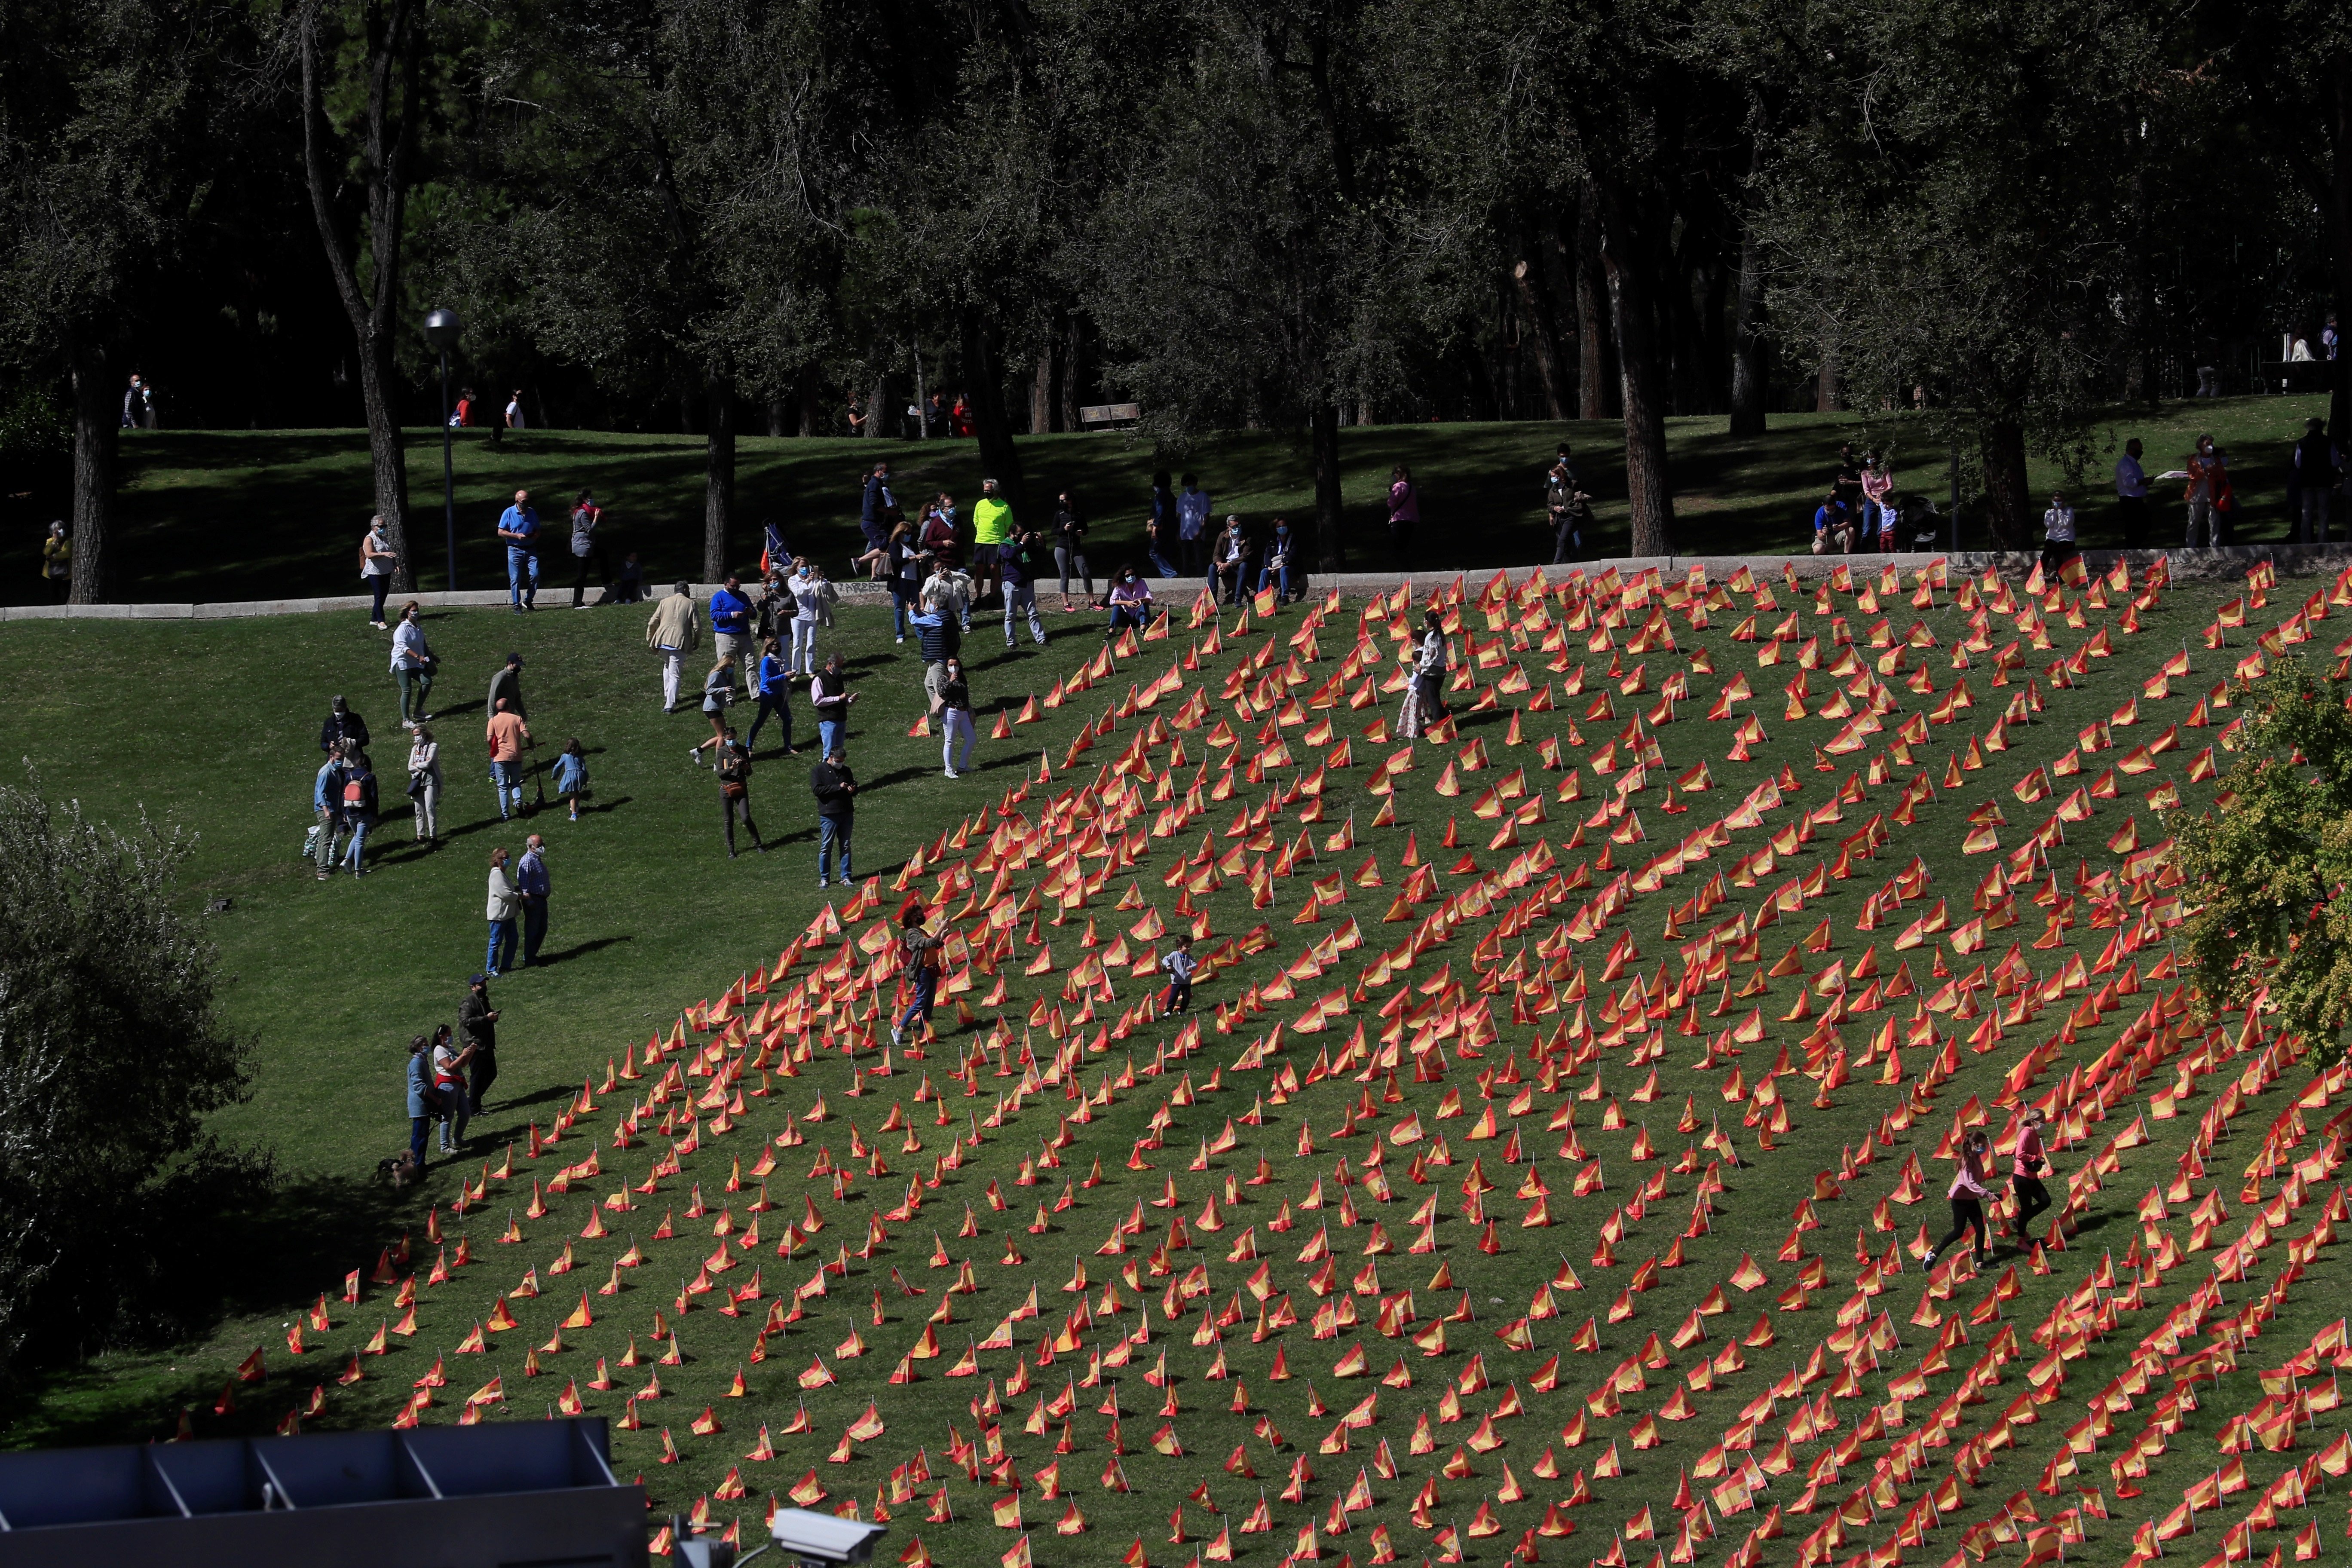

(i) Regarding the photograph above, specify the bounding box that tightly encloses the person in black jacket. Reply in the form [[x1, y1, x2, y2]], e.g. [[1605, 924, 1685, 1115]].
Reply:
[[319, 695, 370, 755], [458, 974, 499, 1114], [811, 747, 856, 889]]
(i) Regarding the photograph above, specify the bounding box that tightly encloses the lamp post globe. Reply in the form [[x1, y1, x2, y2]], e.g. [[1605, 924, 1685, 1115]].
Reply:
[[424, 308, 462, 352]]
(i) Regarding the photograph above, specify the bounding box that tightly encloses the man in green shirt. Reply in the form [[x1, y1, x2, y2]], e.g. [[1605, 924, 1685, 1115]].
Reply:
[[969, 477, 1014, 608]]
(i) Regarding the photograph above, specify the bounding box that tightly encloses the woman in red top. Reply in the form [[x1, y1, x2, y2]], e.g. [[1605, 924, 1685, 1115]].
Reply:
[[2007, 1108, 2052, 1241]]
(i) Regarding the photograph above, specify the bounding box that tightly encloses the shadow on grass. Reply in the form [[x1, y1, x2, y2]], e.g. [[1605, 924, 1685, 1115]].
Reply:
[[0, 1162, 421, 1449], [527, 935, 634, 966]]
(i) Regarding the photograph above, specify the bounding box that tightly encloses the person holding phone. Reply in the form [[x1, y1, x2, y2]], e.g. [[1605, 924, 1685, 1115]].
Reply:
[[716, 728, 764, 857], [390, 600, 435, 726], [811, 653, 858, 756]]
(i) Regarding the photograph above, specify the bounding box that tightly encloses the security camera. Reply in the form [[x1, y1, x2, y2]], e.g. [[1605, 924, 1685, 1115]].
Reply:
[[765, 1508, 889, 1567]]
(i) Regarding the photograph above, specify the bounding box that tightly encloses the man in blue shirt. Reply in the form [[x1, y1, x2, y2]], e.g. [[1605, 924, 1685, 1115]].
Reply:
[[497, 489, 540, 612], [514, 833, 551, 966], [709, 573, 754, 690], [310, 744, 347, 882], [1810, 493, 1854, 554]]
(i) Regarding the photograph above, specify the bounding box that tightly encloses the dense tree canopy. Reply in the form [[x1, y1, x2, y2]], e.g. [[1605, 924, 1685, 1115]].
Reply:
[[1, 0, 2346, 593]]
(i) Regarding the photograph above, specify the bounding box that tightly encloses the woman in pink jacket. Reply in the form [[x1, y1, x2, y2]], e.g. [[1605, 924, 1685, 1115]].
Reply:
[[2007, 1108, 2053, 1241], [1926, 1130, 1999, 1268]]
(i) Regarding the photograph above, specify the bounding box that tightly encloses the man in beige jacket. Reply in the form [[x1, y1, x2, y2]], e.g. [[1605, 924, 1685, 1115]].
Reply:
[[645, 583, 701, 713]]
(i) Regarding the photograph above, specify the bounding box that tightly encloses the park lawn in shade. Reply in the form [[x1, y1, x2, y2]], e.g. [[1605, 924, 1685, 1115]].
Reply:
[[59, 392, 2338, 606], [4, 560, 2352, 1568]]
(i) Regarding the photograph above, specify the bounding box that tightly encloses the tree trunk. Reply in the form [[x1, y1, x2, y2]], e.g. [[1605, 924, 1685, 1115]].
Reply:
[[1815, 342, 1840, 413], [797, 379, 822, 438], [865, 376, 887, 439], [1729, 208, 1768, 436], [352, 329, 413, 589], [1596, 186, 1674, 557], [1698, 256, 1732, 414], [766, 400, 787, 438], [297, 0, 419, 595], [911, 340, 930, 438], [704, 369, 735, 581], [1980, 414, 2031, 549], [1513, 240, 1573, 422], [1060, 317, 1081, 433], [1311, 402, 1345, 573], [66, 334, 116, 604], [1031, 351, 1053, 436], [1575, 187, 1612, 421], [961, 319, 1029, 515]]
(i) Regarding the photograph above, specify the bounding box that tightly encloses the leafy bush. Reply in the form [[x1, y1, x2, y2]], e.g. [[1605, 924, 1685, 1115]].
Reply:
[[0, 778, 257, 1374]]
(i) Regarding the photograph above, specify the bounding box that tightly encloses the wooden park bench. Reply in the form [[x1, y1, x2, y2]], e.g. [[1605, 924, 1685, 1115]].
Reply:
[[1078, 402, 1142, 429]]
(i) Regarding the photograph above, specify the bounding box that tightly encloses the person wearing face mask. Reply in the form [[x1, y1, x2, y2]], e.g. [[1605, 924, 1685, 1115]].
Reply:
[[1926, 1129, 1999, 1269], [1210, 515, 1252, 605], [1000, 528, 1048, 648], [787, 557, 826, 677], [747, 634, 796, 755], [1257, 519, 1296, 603], [2181, 434, 2231, 548], [1106, 566, 1154, 637], [934, 655, 975, 778], [2040, 491, 2077, 577]]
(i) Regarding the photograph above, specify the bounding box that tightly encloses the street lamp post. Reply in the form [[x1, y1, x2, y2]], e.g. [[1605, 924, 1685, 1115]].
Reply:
[[424, 309, 463, 592]]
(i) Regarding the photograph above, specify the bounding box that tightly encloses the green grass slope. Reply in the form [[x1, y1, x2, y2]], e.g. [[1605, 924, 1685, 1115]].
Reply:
[[2, 561, 2348, 1568]]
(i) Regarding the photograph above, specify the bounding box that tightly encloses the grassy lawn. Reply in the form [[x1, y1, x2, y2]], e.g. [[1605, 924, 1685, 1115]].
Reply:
[[1, 560, 2346, 1568], [31, 394, 2334, 606]]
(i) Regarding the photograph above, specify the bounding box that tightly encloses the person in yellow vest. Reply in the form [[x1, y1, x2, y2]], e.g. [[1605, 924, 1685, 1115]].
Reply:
[[969, 477, 1015, 609]]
